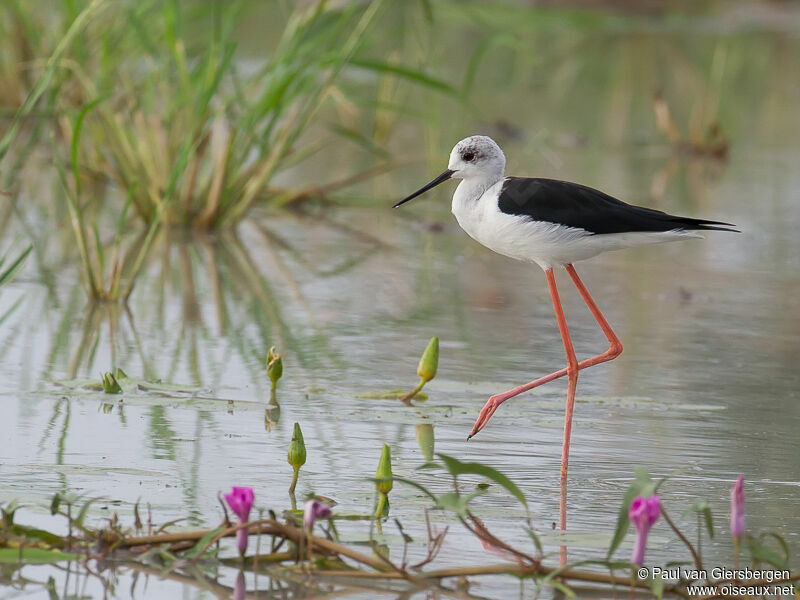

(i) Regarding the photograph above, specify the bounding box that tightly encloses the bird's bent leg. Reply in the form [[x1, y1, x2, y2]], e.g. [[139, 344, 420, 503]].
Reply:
[[564, 264, 622, 363], [468, 264, 622, 439]]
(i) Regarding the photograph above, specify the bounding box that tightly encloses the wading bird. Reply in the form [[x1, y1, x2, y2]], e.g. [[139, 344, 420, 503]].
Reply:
[[394, 135, 737, 531]]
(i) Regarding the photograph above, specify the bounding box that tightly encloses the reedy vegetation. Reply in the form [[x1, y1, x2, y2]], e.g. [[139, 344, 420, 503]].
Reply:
[[0, 458, 793, 599], [1, 0, 454, 300]]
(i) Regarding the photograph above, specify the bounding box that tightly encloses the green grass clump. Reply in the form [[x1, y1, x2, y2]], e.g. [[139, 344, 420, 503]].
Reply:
[[67, 0, 385, 229]]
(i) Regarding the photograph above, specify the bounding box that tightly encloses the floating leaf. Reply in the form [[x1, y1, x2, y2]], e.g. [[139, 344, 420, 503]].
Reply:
[[355, 390, 428, 400]]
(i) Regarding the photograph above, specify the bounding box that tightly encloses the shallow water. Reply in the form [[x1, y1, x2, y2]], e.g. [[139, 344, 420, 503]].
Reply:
[[2, 3, 800, 598]]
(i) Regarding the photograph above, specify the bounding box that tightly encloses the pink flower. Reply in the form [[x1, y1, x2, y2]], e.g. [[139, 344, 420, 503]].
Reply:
[[224, 486, 254, 556], [629, 495, 660, 566], [730, 475, 745, 539], [304, 499, 332, 531]]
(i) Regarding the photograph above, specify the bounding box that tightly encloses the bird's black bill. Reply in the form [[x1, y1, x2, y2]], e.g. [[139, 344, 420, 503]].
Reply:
[[393, 169, 454, 208]]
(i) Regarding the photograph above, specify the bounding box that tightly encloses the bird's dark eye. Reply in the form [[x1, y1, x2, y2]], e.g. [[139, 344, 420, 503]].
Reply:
[[462, 152, 475, 162]]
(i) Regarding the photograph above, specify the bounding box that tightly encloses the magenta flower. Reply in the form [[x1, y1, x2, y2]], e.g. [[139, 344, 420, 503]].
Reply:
[[304, 499, 332, 532], [224, 486, 254, 556], [730, 475, 745, 539], [629, 495, 660, 566]]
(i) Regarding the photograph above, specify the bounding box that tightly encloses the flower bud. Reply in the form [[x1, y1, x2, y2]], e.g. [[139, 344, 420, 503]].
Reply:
[[267, 346, 283, 389], [375, 443, 393, 495], [730, 475, 745, 540], [415, 424, 435, 463], [416, 337, 439, 383], [101, 372, 122, 394], [288, 422, 306, 470]]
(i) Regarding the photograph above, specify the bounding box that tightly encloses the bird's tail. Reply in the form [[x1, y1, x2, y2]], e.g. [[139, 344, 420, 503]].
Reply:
[[676, 217, 740, 233]]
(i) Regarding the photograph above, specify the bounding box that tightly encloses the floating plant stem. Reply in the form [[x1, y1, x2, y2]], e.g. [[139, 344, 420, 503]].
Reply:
[[400, 336, 438, 404], [288, 423, 306, 495]]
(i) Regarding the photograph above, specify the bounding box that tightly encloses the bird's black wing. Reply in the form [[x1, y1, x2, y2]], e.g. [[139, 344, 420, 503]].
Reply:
[[497, 177, 738, 234]]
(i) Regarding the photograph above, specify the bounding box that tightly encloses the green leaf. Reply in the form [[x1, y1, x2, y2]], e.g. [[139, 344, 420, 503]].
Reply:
[[184, 526, 227, 559], [70, 97, 105, 198], [754, 532, 790, 566], [436, 453, 528, 512], [74, 497, 101, 528], [11, 525, 65, 548], [645, 574, 665, 600], [391, 477, 438, 503], [525, 527, 543, 556], [349, 58, 462, 97], [607, 468, 655, 559], [0, 548, 77, 564], [0, 246, 32, 287], [435, 492, 470, 518], [691, 500, 714, 539], [50, 494, 61, 516], [549, 581, 576, 598]]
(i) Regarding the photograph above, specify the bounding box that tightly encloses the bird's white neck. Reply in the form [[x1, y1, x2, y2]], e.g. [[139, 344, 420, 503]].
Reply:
[[453, 174, 504, 206]]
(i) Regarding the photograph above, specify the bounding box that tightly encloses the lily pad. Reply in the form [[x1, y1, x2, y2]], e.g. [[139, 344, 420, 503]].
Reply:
[[355, 389, 428, 401], [0, 547, 77, 564]]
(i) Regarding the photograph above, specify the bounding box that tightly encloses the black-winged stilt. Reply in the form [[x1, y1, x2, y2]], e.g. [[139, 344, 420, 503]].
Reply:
[[394, 135, 737, 530]]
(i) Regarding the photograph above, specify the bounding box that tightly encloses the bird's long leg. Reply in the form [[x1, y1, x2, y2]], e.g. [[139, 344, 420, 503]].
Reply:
[[468, 264, 622, 438], [542, 269, 579, 559]]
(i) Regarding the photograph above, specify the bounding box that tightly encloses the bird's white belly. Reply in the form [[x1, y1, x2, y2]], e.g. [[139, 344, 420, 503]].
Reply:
[[451, 182, 695, 270]]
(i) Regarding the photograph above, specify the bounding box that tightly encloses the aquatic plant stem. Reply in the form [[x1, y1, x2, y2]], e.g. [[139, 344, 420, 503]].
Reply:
[[375, 492, 388, 519], [399, 379, 425, 404], [661, 507, 703, 571], [289, 468, 299, 495]]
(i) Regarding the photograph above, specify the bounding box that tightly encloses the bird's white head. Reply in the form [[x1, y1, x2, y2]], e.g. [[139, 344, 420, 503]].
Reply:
[[393, 135, 505, 208], [447, 135, 506, 182]]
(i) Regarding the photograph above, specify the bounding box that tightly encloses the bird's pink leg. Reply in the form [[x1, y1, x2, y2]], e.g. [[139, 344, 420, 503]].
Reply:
[[468, 264, 622, 438], [542, 269, 579, 556]]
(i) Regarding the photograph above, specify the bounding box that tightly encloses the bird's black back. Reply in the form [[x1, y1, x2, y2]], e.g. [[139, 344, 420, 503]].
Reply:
[[497, 177, 737, 234]]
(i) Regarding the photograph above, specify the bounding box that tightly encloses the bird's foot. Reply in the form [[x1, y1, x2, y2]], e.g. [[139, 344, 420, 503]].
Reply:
[[468, 394, 504, 440]]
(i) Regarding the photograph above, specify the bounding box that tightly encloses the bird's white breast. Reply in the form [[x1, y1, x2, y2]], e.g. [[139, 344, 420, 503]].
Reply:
[[450, 178, 693, 270]]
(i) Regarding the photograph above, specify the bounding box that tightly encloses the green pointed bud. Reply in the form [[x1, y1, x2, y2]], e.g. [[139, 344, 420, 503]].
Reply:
[[288, 422, 306, 470], [267, 346, 283, 389], [375, 443, 393, 495], [416, 337, 439, 383], [101, 372, 122, 394], [415, 424, 435, 463], [288, 422, 306, 495]]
